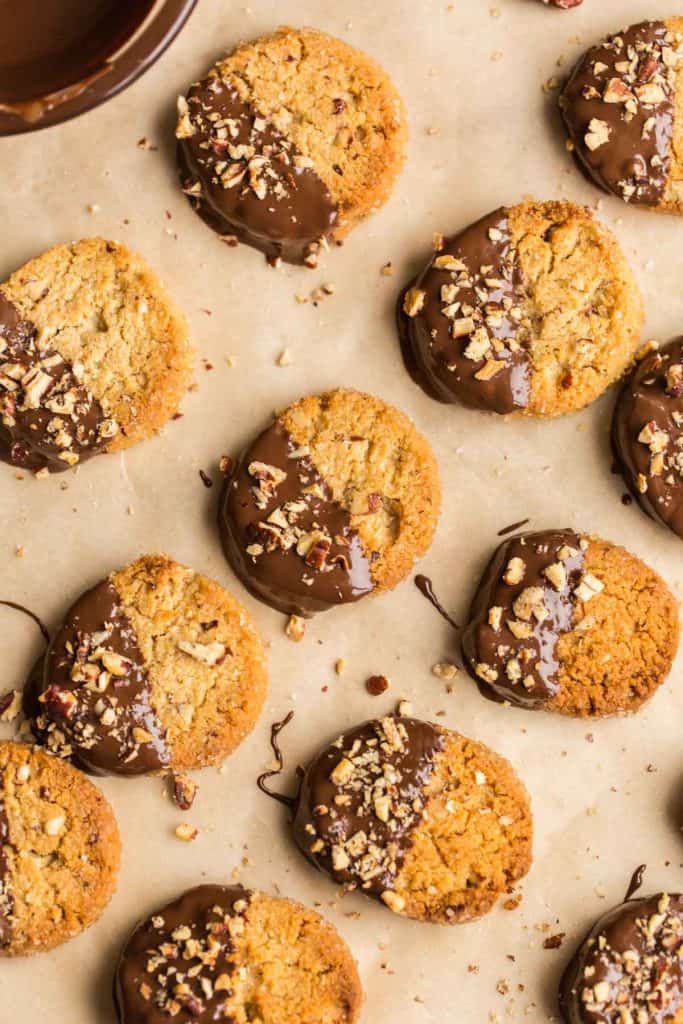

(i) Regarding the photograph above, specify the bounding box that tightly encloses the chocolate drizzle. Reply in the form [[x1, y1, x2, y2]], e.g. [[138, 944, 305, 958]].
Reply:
[[256, 710, 297, 809], [414, 574, 460, 632], [462, 530, 586, 708], [0, 293, 111, 473], [0, 771, 12, 950], [28, 579, 169, 776], [561, 21, 678, 207], [219, 421, 374, 616], [397, 209, 530, 414], [292, 716, 445, 901], [612, 338, 683, 540], [559, 892, 683, 1023], [115, 885, 250, 1023], [177, 74, 338, 266]]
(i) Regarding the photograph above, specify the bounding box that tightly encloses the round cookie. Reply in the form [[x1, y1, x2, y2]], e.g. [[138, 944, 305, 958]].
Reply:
[[613, 338, 683, 540], [114, 884, 362, 1023], [560, 19, 683, 212], [292, 714, 532, 924], [559, 892, 683, 1022], [28, 554, 267, 776], [219, 389, 441, 616], [0, 740, 120, 957], [462, 529, 679, 717], [176, 26, 407, 266], [398, 201, 643, 416]]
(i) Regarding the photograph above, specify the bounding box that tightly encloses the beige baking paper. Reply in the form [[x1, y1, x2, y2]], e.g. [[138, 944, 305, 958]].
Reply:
[[1, 0, 682, 1020]]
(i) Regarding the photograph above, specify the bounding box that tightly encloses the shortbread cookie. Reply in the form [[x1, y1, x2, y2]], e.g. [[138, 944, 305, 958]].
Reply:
[[561, 19, 683, 211], [613, 337, 683, 539], [462, 530, 679, 716], [559, 892, 683, 1022], [219, 389, 441, 616], [0, 239, 192, 474], [0, 741, 120, 957], [176, 26, 407, 266], [28, 554, 267, 775], [115, 885, 362, 1023], [398, 201, 642, 416], [292, 715, 532, 924]]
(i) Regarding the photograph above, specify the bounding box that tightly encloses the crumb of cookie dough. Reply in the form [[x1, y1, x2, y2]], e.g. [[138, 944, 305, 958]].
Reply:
[[0, 741, 120, 957]]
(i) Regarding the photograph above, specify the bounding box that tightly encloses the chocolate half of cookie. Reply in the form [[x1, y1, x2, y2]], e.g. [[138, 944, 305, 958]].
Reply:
[[612, 338, 683, 540], [559, 892, 683, 1022]]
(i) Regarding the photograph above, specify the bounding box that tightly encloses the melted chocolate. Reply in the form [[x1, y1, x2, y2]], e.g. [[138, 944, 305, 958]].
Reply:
[[612, 338, 683, 540], [397, 209, 529, 414], [256, 710, 297, 809], [414, 574, 460, 631], [561, 21, 676, 207], [28, 579, 169, 776], [177, 74, 338, 266], [292, 716, 445, 901], [115, 885, 250, 1023], [0, 772, 12, 950], [461, 530, 586, 708], [624, 864, 647, 903], [219, 421, 374, 616], [0, 600, 50, 644], [559, 893, 683, 1023], [0, 293, 110, 472]]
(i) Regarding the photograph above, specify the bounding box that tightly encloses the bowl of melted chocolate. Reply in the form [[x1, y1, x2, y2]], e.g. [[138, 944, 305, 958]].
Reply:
[[0, 0, 197, 135]]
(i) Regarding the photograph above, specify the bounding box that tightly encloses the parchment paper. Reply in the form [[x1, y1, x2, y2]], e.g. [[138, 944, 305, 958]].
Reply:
[[1, 2, 682, 1021]]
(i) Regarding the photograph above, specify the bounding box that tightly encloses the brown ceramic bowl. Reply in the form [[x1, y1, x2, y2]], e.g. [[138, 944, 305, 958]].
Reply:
[[0, 0, 198, 136]]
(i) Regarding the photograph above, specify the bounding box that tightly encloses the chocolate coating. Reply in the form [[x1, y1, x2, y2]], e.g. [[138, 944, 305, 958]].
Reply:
[[293, 716, 444, 900], [612, 338, 683, 540], [561, 21, 675, 207], [397, 209, 529, 414], [178, 75, 338, 266], [0, 294, 108, 472], [219, 422, 374, 616], [115, 884, 249, 1023], [462, 530, 585, 708], [28, 579, 168, 776], [0, 775, 11, 949], [559, 893, 683, 1023]]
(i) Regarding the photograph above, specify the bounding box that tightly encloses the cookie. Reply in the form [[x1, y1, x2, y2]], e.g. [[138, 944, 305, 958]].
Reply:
[[114, 884, 362, 1023], [219, 389, 441, 616], [560, 20, 683, 212], [398, 201, 642, 416], [542, 0, 583, 7], [559, 892, 683, 1022], [176, 26, 407, 266], [613, 338, 683, 540], [0, 238, 192, 474], [0, 740, 120, 957], [28, 554, 267, 776], [462, 529, 679, 716], [292, 714, 532, 924]]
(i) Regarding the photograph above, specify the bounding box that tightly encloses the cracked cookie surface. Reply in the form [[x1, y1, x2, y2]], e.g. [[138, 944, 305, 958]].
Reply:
[[398, 200, 643, 417], [28, 554, 267, 775], [115, 885, 362, 1023], [0, 740, 120, 957], [219, 388, 441, 616], [0, 238, 192, 473]]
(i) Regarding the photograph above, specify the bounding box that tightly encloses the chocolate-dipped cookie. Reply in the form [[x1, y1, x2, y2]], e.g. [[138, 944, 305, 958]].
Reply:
[[462, 530, 679, 716], [114, 885, 362, 1023], [0, 741, 120, 957], [292, 715, 532, 924], [398, 201, 642, 416], [560, 20, 683, 211], [219, 389, 441, 616], [0, 239, 192, 474], [613, 338, 683, 540], [560, 892, 683, 1022], [176, 26, 407, 267], [28, 555, 267, 776]]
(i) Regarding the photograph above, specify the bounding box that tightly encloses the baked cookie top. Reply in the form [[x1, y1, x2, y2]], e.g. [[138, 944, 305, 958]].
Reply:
[[115, 885, 362, 1023], [0, 741, 120, 957], [29, 554, 267, 775], [177, 26, 407, 266], [0, 238, 192, 474], [219, 389, 441, 616], [398, 201, 643, 417]]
